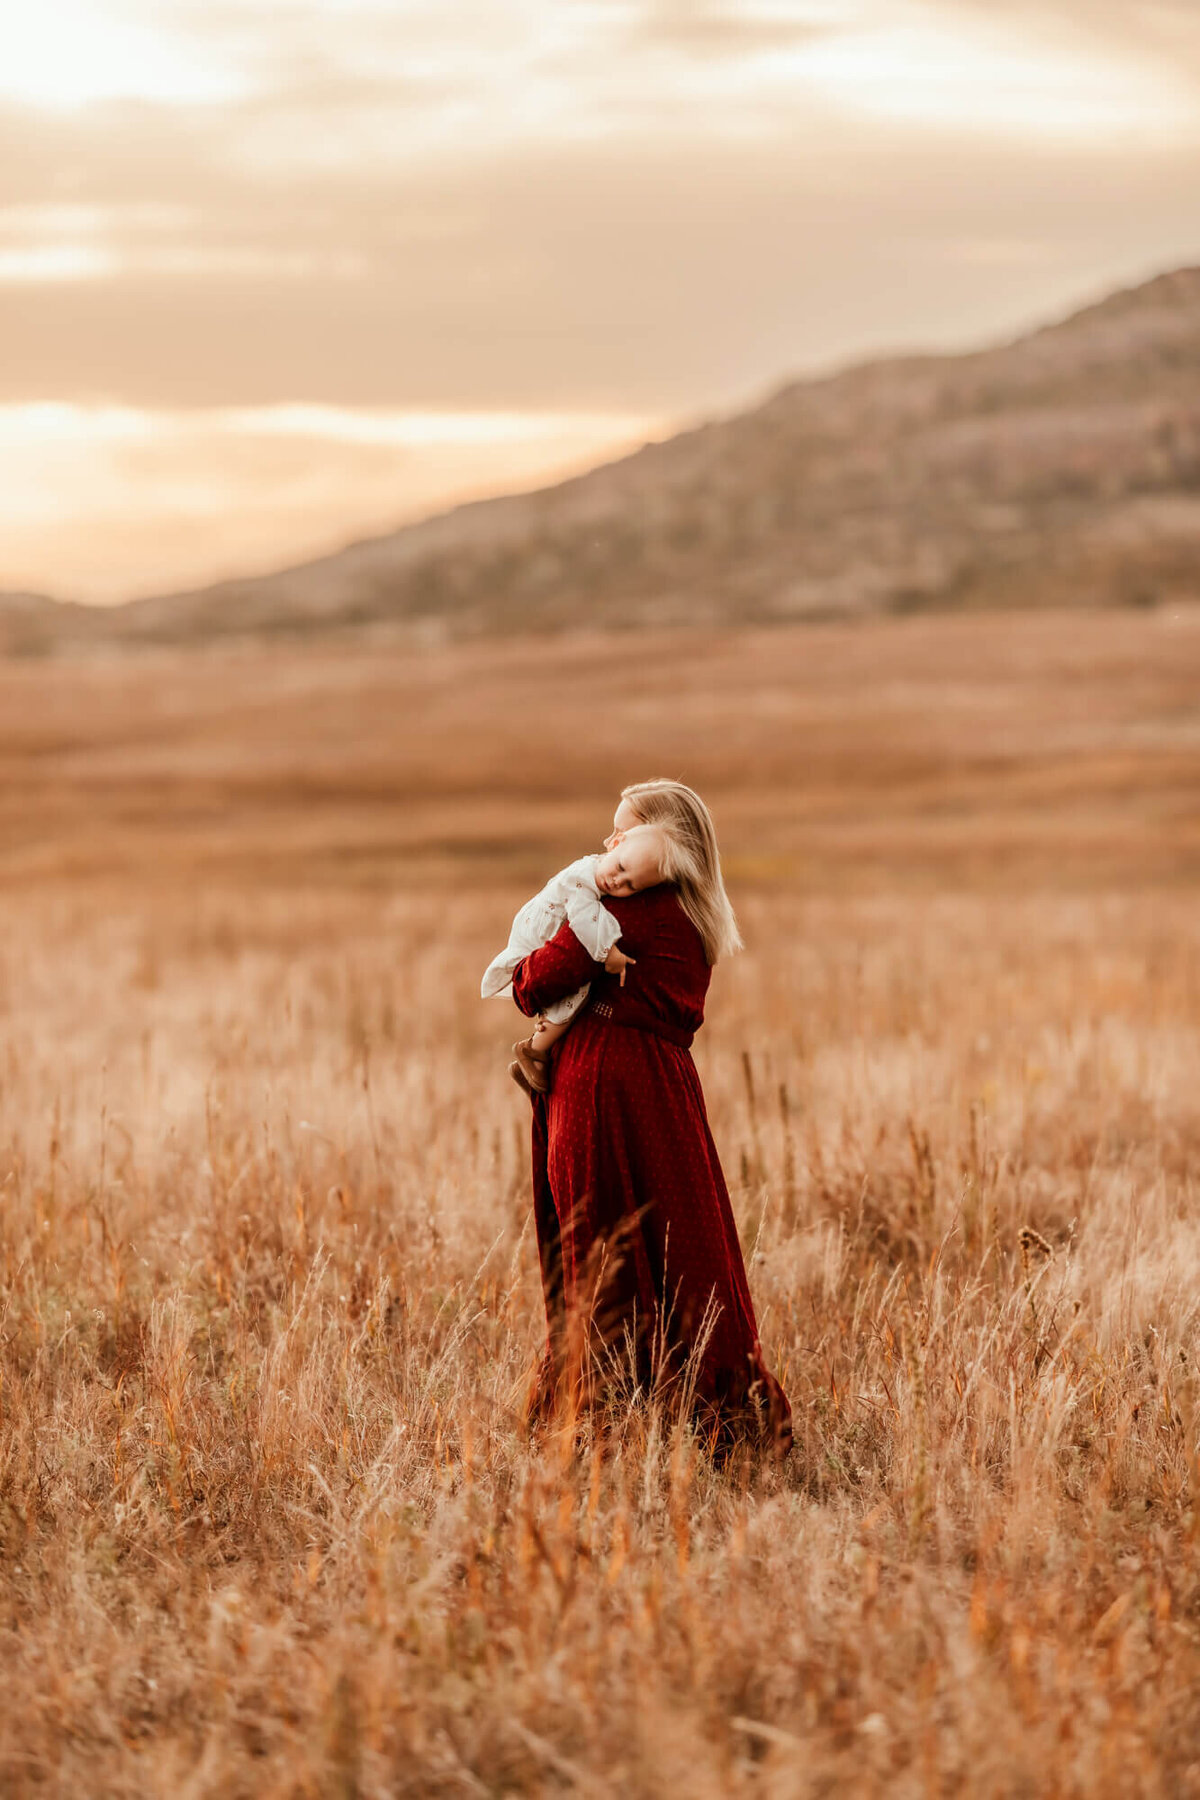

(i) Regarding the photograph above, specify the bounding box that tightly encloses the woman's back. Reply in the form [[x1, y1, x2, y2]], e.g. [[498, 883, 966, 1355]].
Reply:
[[584, 884, 710, 1045]]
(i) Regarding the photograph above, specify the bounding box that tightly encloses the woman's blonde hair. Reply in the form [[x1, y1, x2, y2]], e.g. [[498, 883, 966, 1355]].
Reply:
[[620, 779, 743, 964]]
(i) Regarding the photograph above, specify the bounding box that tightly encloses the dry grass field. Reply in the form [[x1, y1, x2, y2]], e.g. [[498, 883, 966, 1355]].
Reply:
[[2, 606, 1200, 1796]]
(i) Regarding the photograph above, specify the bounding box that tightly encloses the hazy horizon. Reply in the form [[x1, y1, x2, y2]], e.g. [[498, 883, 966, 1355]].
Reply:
[[6, 0, 1200, 605]]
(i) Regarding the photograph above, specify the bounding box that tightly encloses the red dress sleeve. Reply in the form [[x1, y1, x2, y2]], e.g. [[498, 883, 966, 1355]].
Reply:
[[511, 919, 602, 1018]]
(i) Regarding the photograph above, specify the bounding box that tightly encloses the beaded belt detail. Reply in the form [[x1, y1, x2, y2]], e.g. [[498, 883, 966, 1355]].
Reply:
[[589, 998, 694, 1050]]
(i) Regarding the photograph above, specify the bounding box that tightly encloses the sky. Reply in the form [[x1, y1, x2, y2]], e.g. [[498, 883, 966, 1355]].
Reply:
[[4, 0, 1200, 603]]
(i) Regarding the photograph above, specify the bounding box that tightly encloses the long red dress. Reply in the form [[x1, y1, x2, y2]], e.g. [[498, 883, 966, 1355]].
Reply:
[[511, 885, 791, 1455]]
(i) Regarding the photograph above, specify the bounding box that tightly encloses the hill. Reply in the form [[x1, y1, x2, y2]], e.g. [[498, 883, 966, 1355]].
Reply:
[[8, 265, 1200, 653]]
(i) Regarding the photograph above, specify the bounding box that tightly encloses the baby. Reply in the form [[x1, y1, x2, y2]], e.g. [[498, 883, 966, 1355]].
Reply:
[[481, 823, 667, 1095]]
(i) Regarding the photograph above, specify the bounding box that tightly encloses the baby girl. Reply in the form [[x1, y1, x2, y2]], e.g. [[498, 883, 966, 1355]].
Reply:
[[481, 822, 667, 1095]]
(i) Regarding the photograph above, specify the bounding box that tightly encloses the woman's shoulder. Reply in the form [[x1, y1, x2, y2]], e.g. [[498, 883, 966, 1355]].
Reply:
[[606, 886, 704, 952], [604, 884, 673, 920]]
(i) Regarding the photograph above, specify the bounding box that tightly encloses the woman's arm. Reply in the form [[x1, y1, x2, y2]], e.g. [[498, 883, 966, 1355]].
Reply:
[[511, 919, 602, 1018]]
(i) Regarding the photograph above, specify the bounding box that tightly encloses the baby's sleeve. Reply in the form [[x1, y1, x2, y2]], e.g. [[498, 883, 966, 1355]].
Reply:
[[564, 886, 623, 963]]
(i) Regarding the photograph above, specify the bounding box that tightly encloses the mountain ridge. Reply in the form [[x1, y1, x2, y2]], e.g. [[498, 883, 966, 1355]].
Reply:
[[7, 264, 1200, 654]]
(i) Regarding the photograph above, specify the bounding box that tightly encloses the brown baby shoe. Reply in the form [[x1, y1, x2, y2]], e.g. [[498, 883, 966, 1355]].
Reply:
[[508, 1060, 536, 1098], [511, 1038, 551, 1095]]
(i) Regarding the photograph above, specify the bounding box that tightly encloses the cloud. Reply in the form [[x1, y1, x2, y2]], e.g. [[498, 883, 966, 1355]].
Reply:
[[2, 0, 1199, 598], [937, 0, 1200, 87], [1, 113, 1197, 422], [0, 400, 659, 601], [631, 0, 844, 61]]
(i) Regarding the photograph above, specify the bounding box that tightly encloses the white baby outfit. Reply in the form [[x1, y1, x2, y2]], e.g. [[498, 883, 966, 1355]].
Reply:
[[481, 855, 622, 1024]]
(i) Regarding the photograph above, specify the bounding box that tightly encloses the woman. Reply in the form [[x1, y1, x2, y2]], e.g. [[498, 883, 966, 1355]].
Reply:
[[511, 780, 792, 1457]]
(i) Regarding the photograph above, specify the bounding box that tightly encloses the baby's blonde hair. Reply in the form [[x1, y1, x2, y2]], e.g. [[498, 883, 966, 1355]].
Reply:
[[620, 779, 742, 964]]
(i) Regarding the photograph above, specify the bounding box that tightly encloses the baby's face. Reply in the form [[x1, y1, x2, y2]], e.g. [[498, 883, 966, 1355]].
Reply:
[[603, 797, 642, 852], [595, 825, 664, 898]]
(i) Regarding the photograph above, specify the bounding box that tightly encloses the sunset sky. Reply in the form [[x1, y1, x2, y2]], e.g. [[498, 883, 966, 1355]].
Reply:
[[5, 0, 1200, 603]]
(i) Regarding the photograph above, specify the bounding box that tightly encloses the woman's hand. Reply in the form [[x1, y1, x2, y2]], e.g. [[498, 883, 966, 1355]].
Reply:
[[604, 944, 636, 985]]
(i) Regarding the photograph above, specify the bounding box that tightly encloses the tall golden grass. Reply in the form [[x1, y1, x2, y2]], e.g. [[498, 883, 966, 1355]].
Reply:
[[2, 608, 1200, 1794]]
